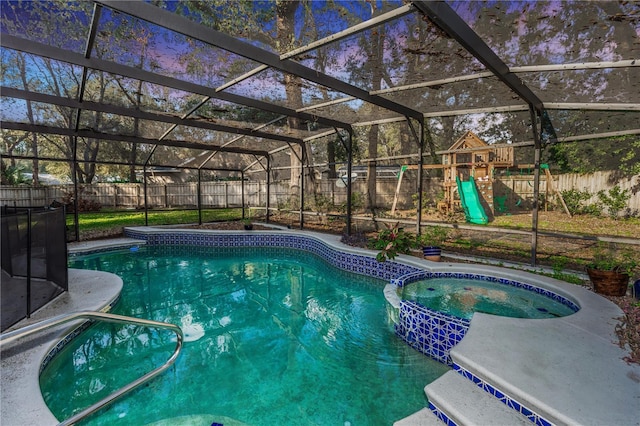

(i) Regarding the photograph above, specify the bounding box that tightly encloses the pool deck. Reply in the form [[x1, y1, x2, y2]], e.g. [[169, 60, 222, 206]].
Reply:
[[1, 230, 639, 426], [0, 267, 124, 426]]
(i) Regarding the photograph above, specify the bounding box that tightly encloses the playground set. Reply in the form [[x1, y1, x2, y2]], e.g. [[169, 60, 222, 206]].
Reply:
[[391, 131, 569, 224]]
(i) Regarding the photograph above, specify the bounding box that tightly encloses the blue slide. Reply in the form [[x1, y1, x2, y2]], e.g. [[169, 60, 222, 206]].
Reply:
[[456, 176, 488, 225]]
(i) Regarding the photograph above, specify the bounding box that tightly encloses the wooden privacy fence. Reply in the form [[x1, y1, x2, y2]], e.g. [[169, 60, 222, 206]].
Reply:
[[0, 182, 266, 209], [1, 171, 638, 213]]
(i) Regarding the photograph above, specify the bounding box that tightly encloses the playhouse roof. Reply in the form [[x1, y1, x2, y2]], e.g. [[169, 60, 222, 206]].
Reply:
[[448, 131, 489, 152]]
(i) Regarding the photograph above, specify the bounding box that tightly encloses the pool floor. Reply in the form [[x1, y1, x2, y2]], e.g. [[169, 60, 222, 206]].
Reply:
[[41, 246, 449, 425]]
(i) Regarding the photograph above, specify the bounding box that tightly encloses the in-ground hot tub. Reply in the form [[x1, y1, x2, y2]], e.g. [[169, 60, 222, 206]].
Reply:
[[388, 270, 580, 365], [401, 275, 578, 320]]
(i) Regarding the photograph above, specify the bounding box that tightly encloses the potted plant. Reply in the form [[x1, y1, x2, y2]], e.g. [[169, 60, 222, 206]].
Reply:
[[586, 245, 637, 296], [419, 225, 449, 262], [242, 217, 253, 230], [368, 222, 419, 262]]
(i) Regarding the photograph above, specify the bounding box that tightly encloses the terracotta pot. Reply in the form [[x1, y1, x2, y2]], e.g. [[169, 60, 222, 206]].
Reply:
[[422, 246, 442, 262], [586, 268, 629, 296]]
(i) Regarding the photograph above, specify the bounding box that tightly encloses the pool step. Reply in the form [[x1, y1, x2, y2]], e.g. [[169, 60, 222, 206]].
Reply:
[[393, 407, 444, 426], [424, 371, 531, 426]]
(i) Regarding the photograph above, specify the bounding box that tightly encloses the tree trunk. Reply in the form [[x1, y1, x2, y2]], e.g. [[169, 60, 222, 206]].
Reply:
[[277, 1, 304, 202], [17, 53, 39, 186], [367, 127, 378, 211], [365, 20, 386, 212], [327, 138, 337, 179]]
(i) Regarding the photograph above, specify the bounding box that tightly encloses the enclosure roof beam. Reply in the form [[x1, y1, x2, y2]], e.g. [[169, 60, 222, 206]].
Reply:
[[371, 60, 639, 96], [96, 0, 423, 122], [412, 0, 544, 113], [242, 143, 294, 171], [543, 103, 640, 111], [1, 34, 351, 132], [156, 96, 212, 143], [280, 4, 415, 60], [296, 97, 356, 113], [0, 153, 242, 172], [422, 105, 531, 118], [266, 58, 639, 117], [510, 60, 640, 73], [2, 87, 304, 145], [554, 128, 640, 142], [351, 116, 408, 127], [200, 115, 289, 170], [75, 3, 101, 107], [303, 129, 339, 142], [215, 65, 269, 93], [216, 4, 413, 93], [417, 129, 640, 154], [2, 121, 270, 157]]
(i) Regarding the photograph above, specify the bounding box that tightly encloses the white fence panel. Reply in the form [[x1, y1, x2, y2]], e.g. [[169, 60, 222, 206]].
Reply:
[[201, 182, 228, 207], [0, 187, 47, 207]]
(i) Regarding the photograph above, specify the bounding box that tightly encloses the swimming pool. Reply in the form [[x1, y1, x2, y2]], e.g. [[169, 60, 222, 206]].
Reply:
[[41, 245, 450, 425]]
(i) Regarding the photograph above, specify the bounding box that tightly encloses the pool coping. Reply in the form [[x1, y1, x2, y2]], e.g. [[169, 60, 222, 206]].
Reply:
[[1, 229, 639, 425], [0, 268, 123, 426]]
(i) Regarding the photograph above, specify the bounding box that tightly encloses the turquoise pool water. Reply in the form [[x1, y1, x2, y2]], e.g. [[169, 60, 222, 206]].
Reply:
[[401, 277, 576, 320], [41, 246, 449, 425]]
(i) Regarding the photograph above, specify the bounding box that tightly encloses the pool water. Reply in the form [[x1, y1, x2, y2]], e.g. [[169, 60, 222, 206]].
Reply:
[[401, 277, 576, 320], [41, 246, 449, 425]]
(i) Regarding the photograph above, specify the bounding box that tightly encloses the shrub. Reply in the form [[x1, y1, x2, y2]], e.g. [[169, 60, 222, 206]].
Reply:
[[0, 163, 30, 185], [60, 187, 102, 212], [340, 231, 368, 248], [587, 243, 638, 275], [368, 222, 419, 262], [597, 185, 630, 219], [337, 192, 364, 213], [412, 192, 429, 210], [419, 225, 449, 247], [412, 191, 444, 211], [311, 194, 334, 212], [561, 188, 603, 216]]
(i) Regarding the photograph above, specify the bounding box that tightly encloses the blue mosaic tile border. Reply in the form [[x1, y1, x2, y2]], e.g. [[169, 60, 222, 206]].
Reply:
[[429, 402, 458, 426], [453, 364, 553, 426], [391, 271, 579, 313], [39, 296, 120, 375], [395, 300, 470, 365], [68, 243, 145, 257], [122, 230, 422, 281]]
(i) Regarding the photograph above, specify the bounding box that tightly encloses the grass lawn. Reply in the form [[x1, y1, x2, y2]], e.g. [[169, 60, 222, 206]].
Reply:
[[70, 208, 243, 234]]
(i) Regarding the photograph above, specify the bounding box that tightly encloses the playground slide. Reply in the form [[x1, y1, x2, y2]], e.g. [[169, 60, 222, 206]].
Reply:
[[456, 176, 488, 225]]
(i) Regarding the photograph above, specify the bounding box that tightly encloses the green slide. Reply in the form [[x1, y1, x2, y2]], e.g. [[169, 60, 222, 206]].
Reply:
[[456, 176, 488, 224]]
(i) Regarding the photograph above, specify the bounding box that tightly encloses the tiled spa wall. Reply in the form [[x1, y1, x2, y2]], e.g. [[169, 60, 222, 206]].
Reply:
[[395, 300, 471, 365]]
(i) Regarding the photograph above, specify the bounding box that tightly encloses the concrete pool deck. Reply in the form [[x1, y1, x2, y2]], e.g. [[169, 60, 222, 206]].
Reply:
[[1, 231, 639, 425], [0, 268, 124, 426]]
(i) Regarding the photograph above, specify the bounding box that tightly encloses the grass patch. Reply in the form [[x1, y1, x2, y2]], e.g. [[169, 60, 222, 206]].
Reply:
[[70, 208, 243, 232]]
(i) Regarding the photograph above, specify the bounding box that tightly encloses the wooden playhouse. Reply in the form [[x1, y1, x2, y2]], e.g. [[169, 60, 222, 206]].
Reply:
[[441, 130, 514, 216]]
